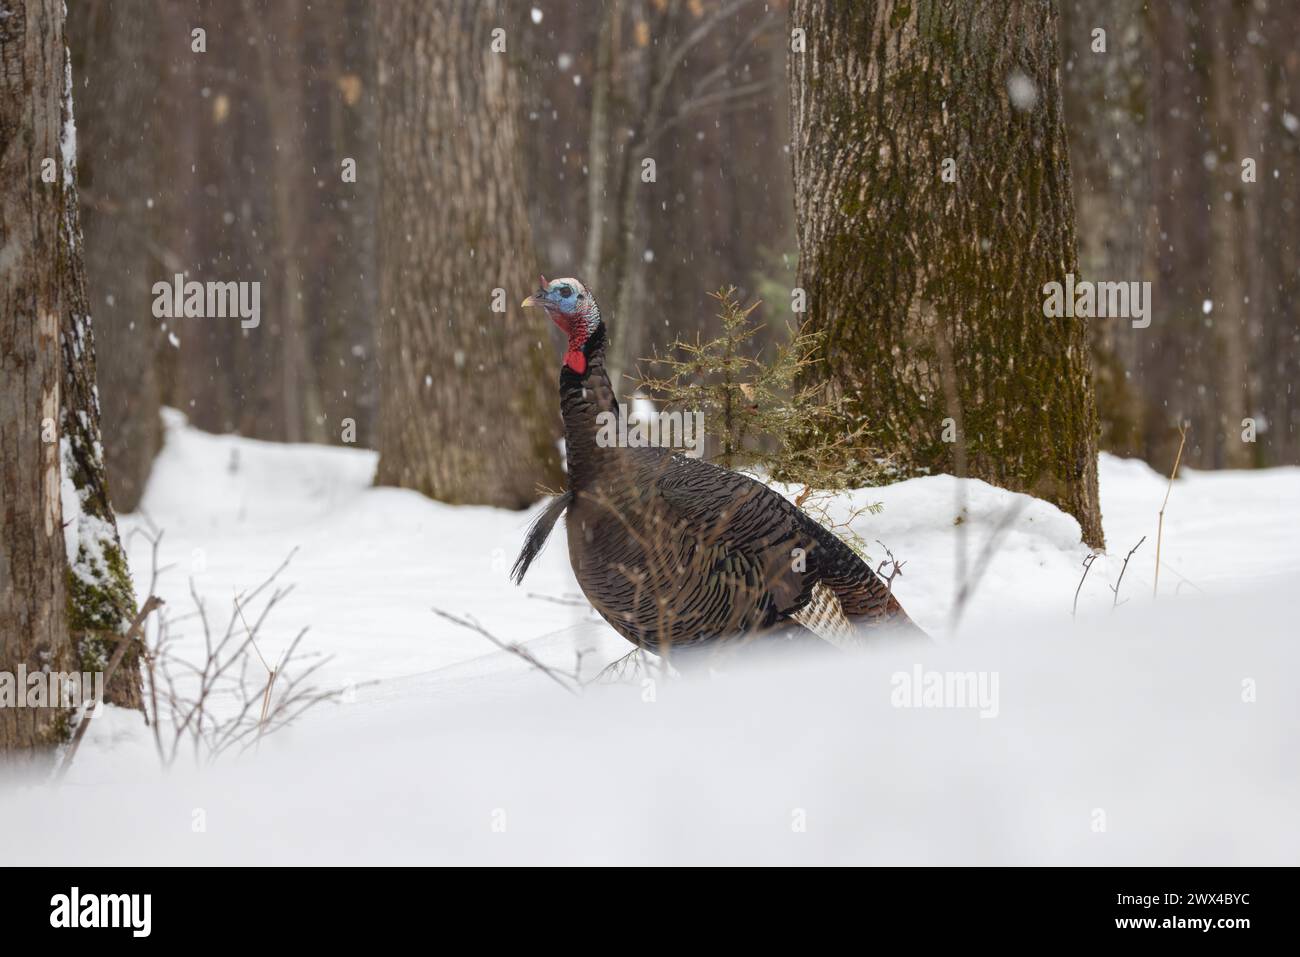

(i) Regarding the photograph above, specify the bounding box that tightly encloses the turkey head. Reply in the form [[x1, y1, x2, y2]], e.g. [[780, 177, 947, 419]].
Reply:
[[521, 276, 602, 375]]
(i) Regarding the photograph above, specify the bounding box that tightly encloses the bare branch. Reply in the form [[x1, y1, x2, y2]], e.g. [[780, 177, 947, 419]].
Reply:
[[55, 595, 165, 780], [432, 608, 580, 696], [1072, 552, 1097, 619], [1111, 536, 1146, 609], [950, 494, 1034, 632]]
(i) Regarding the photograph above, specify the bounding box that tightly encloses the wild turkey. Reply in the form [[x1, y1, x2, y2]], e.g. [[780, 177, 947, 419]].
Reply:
[[514, 277, 925, 656]]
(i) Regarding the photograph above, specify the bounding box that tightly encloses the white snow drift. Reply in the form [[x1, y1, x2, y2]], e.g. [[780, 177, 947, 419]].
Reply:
[[2, 409, 1296, 865]]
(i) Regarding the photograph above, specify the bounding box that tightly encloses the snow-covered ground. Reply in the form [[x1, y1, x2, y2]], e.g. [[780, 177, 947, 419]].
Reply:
[[3, 409, 1297, 864]]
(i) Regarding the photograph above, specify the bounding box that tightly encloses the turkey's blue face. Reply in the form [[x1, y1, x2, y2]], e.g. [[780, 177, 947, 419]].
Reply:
[[521, 276, 601, 375], [543, 278, 582, 314]]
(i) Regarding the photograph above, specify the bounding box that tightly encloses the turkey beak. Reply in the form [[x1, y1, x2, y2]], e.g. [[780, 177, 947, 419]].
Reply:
[[520, 289, 546, 308]]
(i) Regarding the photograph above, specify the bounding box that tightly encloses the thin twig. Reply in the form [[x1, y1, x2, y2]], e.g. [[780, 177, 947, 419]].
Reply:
[[874, 540, 907, 599], [233, 591, 273, 673], [432, 608, 580, 696], [1111, 536, 1146, 609], [1072, 553, 1097, 618], [55, 596, 165, 780], [1158, 559, 1205, 595], [1153, 424, 1188, 599], [934, 316, 968, 633], [127, 541, 332, 767], [950, 495, 1033, 632], [525, 592, 592, 609], [233, 589, 279, 739]]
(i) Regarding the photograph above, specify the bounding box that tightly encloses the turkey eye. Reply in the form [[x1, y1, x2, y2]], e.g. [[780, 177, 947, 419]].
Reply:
[[559, 285, 574, 298]]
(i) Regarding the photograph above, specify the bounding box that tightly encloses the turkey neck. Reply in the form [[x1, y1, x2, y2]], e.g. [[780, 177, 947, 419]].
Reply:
[[559, 324, 622, 491]]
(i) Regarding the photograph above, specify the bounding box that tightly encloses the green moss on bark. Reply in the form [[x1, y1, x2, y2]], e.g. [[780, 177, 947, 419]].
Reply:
[[790, 0, 1105, 547], [67, 538, 136, 674]]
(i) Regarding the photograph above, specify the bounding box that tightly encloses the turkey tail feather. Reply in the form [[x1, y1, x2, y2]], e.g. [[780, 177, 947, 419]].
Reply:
[[511, 491, 574, 585], [791, 582, 858, 649]]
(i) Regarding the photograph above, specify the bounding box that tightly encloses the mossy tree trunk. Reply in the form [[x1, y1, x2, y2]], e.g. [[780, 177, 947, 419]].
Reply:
[[1, 0, 144, 758], [59, 79, 147, 713], [0, 0, 76, 755], [789, 0, 1104, 548], [374, 0, 563, 507]]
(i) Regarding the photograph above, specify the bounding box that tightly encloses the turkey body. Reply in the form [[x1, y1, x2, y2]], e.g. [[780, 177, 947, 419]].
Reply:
[[564, 447, 918, 651], [514, 318, 924, 655]]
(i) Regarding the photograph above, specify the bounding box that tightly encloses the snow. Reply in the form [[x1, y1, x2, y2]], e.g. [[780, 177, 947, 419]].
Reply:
[[60, 50, 77, 186], [1007, 72, 1039, 110], [4, 409, 1298, 864], [59, 436, 117, 597]]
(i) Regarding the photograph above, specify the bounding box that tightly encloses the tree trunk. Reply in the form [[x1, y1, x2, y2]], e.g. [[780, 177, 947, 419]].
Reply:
[[582, 0, 619, 287], [304, 0, 379, 447], [57, 52, 147, 712], [790, 0, 1104, 548], [1, 0, 75, 755], [1257, 0, 1300, 467], [1059, 0, 1150, 460], [243, 0, 327, 445], [374, 0, 562, 506], [70, 0, 164, 513], [157, 0, 241, 438], [1061, 0, 1299, 472], [1206, 0, 1251, 468]]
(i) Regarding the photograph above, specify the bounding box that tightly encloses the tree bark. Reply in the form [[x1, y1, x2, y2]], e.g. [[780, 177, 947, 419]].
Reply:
[[374, 0, 562, 507], [1062, 0, 1298, 471], [70, 0, 164, 513], [57, 44, 147, 712], [243, 0, 327, 445], [1, 0, 76, 755], [582, 0, 619, 288], [1059, 0, 1150, 459], [156, 0, 241, 438], [790, 0, 1105, 547], [1206, 0, 1252, 469], [1257, 0, 1300, 466], [304, 0, 379, 447]]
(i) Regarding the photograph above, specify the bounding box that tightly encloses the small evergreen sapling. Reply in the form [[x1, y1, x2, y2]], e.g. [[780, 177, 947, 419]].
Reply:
[[634, 287, 891, 558]]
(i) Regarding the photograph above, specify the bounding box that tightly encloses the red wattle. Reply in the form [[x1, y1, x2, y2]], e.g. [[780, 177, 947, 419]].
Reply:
[[564, 349, 587, 375]]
